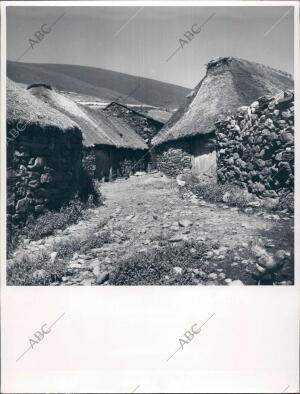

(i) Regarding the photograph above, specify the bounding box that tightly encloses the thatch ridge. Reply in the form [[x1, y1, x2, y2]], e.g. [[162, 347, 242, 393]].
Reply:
[[152, 57, 294, 146], [29, 86, 148, 150], [206, 56, 293, 78]]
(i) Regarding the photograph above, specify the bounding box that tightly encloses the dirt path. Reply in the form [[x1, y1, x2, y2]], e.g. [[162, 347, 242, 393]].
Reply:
[[14, 173, 294, 285]]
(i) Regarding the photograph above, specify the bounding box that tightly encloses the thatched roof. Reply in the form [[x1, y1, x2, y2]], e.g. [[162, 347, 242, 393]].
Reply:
[[7, 78, 79, 132], [28, 86, 148, 150], [146, 108, 173, 124], [152, 57, 294, 146]]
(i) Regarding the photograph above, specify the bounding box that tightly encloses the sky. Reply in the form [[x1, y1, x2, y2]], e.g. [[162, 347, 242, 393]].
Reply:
[[6, 5, 294, 89]]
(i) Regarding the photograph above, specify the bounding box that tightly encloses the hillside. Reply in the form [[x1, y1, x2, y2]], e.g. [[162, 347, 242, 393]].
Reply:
[[7, 61, 190, 110]]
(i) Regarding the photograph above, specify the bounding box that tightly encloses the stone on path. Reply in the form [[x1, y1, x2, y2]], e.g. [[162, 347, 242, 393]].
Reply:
[[69, 263, 83, 269], [228, 280, 245, 286], [168, 235, 189, 242], [95, 271, 109, 285], [125, 214, 135, 221], [50, 251, 58, 263], [179, 219, 193, 227], [173, 266, 183, 275], [80, 279, 94, 286], [93, 265, 101, 276]]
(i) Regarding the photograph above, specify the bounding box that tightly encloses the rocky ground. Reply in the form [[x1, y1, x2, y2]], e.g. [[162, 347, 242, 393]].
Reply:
[[11, 173, 294, 286]]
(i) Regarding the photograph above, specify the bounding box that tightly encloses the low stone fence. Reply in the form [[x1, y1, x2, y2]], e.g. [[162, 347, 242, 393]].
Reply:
[[215, 91, 294, 198]]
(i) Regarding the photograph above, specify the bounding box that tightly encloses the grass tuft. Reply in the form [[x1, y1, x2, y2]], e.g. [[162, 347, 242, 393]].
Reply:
[[7, 250, 68, 286]]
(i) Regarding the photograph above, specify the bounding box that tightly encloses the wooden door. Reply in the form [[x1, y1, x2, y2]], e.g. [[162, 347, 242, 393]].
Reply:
[[191, 136, 216, 174]]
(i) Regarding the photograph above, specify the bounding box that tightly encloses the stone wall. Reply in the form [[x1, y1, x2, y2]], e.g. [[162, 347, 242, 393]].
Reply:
[[155, 139, 192, 177], [215, 91, 294, 198], [82, 147, 96, 177], [112, 148, 148, 178], [7, 125, 83, 222]]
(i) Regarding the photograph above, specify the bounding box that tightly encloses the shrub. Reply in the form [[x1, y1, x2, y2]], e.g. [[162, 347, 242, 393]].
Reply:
[[186, 179, 257, 208], [52, 230, 113, 259], [7, 250, 68, 286], [52, 238, 81, 259], [78, 169, 103, 205], [24, 199, 86, 241], [7, 193, 102, 256], [79, 230, 113, 253], [110, 241, 211, 285]]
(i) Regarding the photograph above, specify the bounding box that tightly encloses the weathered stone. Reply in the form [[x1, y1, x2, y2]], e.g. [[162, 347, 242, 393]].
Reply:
[[15, 197, 31, 213], [178, 219, 193, 227], [50, 251, 58, 263], [40, 173, 53, 183], [95, 271, 109, 285], [33, 269, 47, 281], [228, 280, 245, 286], [168, 235, 183, 242], [69, 263, 83, 269], [27, 157, 45, 170], [125, 214, 135, 221], [173, 266, 183, 275]]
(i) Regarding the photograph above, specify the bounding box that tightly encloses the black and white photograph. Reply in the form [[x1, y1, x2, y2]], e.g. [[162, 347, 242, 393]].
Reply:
[[1, 1, 299, 393], [5, 3, 295, 287]]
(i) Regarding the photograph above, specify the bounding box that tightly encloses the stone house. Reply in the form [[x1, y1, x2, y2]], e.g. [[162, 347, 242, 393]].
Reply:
[[103, 102, 165, 144], [28, 85, 149, 181], [7, 79, 83, 222], [151, 57, 294, 178]]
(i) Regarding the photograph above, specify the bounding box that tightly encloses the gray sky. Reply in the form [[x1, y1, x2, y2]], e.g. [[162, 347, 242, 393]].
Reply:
[[7, 6, 294, 88]]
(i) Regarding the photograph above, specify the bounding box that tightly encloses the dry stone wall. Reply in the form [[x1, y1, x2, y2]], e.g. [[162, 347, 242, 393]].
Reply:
[[112, 148, 148, 178], [155, 139, 192, 178], [7, 126, 83, 222], [215, 91, 294, 198]]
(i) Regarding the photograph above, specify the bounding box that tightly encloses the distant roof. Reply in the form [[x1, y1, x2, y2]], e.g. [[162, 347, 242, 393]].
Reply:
[[7, 78, 79, 132], [152, 57, 294, 146], [104, 101, 165, 125], [29, 86, 148, 150]]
